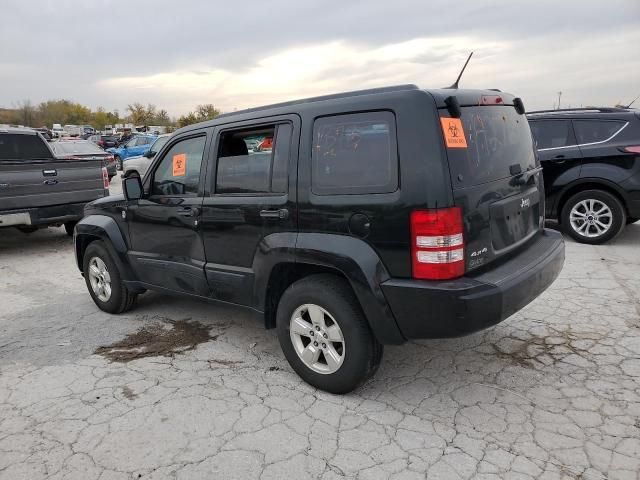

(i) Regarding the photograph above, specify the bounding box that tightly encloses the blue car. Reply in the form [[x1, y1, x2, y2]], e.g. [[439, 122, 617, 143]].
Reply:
[[107, 135, 157, 170]]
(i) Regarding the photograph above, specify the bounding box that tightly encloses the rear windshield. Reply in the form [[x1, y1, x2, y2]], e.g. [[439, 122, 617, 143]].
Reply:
[[443, 106, 536, 188], [0, 133, 53, 161], [51, 141, 103, 155]]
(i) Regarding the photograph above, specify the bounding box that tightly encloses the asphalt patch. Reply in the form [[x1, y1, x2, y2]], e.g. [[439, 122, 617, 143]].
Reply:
[[95, 319, 215, 362]]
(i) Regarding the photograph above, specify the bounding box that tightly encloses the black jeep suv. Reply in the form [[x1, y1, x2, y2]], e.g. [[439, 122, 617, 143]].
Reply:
[[74, 85, 564, 393], [528, 107, 640, 244]]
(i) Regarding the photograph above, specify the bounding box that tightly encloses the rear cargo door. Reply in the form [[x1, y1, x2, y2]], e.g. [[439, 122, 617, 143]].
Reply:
[[0, 133, 105, 211], [440, 105, 543, 272]]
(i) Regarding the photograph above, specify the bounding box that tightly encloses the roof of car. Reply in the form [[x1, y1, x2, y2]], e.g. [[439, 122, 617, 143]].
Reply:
[[0, 126, 38, 135], [174, 84, 519, 135], [527, 107, 640, 120]]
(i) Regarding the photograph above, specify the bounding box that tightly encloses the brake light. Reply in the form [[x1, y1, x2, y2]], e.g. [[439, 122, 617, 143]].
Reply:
[[480, 95, 503, 105], [102, 167, 109, 188], [411, 207, 465, 280], [623, 146, 640, 154]]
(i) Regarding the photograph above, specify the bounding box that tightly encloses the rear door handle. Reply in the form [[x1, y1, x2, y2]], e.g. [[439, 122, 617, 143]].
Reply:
[[260, 208, 289, 220], [552, 154, 566, 163], [177, 207, 200, 217]]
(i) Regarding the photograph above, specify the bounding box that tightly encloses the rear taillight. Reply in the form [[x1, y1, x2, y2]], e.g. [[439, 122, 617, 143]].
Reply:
[[623, 146, 640, 154], [411, 207, 465, 280], [102, 167, 109, 188]]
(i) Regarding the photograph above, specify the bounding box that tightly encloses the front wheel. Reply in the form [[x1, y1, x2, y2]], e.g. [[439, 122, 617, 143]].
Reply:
[[83, 240, 137, 313], [561, 189, 625, 244], [276, 274, 383, 394]]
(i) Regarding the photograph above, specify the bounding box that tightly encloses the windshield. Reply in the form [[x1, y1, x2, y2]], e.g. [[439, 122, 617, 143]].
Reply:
[[150, 136, 169, 154], [51, 141, 103, 155], [443, 106, 537, 188], [0, 134, 53, 160]]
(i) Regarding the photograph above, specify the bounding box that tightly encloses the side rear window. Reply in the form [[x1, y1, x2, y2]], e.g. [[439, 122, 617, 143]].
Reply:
[[0, 134, 52, 160], [312, 111, 398, 195], [215, 123, 291, 195], [529, 120, 575, 149], [573, 120, 626, 144], [151, 136, 206, 196]]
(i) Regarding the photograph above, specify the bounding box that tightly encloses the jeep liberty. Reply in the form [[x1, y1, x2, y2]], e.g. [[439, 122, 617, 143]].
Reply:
[[75, 85, 564, 393]]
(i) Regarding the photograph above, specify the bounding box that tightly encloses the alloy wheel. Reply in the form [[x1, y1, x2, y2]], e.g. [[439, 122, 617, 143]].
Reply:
[[289, 304, 345, 374], [88, 256, 112, 302], [569, 199, 613, 238]]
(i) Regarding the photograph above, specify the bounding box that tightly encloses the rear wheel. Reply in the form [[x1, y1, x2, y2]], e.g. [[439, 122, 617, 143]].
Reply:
[[561, 189, 625, 244], [115, 155, 122, 170], [83, 240, 137, 313], [276, 274, 382, 394]]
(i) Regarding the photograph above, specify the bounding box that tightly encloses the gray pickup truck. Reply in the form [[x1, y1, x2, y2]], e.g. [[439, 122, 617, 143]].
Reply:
[[0, 127, 109, 236]]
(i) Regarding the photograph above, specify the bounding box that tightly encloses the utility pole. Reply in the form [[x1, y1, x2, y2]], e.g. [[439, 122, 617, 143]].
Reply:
[[556, 91, 562, 110]]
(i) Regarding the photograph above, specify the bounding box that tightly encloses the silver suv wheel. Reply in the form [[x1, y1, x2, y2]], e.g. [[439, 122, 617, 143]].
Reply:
[[569, 199, 613, 238], [88, 256, 112, 302], [289, 304, 345, 374]]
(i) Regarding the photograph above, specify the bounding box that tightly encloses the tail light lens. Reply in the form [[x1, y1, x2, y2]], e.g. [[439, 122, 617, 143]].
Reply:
[[411, 207, 465, 280], [623, 146, 640, 154], [102, 167, 109, 188]]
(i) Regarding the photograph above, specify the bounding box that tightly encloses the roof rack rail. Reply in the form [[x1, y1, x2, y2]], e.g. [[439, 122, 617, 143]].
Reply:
[[527, 107, 628, 115]]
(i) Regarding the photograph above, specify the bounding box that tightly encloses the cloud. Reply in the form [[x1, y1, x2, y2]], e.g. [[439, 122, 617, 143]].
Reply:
[[1, 0, 639, 115], [99, 36, 504, 113]]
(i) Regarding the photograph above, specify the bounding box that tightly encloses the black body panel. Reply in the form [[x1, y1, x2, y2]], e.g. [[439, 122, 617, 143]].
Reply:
[[528, 109, 640, 220], [383, 229, 564, 339]]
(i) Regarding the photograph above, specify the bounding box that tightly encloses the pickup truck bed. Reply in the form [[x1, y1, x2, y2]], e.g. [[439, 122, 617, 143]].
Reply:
[[0, 128, 108, 232]]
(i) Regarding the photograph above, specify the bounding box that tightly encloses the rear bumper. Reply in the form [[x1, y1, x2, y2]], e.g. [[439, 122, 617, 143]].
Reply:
[[381, 229, 565, 339], [0, 202, 87, 227]]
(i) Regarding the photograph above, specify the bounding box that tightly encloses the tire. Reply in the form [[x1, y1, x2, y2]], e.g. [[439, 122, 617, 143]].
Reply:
[[125, 170, 140, 179], [115, 156, 122, 171], [82, 240, 137, 314], [64, 221, 77, 237], [627, 217, 639, 225], [16, 226, 38, 234], [276, 274, 383, 394], [560, 189, 626, 244]]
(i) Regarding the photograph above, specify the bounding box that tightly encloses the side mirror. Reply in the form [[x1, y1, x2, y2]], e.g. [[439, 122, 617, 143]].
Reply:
[[123, 176, 143, 201]]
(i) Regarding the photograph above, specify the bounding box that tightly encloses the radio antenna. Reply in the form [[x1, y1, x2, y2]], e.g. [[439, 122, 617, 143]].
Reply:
[[445, 51, 474, 89], [626, 94, 640, 108]]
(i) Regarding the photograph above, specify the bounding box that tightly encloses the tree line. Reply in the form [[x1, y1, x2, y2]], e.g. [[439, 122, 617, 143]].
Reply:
[[0, 100, 221, 130]]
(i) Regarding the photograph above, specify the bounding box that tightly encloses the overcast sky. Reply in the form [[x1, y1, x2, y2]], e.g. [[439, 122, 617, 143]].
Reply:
[[1, 0, 639, 116]]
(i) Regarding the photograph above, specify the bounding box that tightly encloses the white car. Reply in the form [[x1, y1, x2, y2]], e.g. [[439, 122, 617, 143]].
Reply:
[[122, 134, 170, 178], [52, 124, 67, 138]]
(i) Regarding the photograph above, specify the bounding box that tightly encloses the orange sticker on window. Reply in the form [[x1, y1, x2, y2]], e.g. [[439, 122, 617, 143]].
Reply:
[[440, 118, 468, 148], [172, 153, 186, 176]]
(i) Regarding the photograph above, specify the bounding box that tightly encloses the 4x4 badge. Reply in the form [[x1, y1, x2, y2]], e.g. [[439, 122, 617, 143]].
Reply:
[[521, 198, 530, 209]]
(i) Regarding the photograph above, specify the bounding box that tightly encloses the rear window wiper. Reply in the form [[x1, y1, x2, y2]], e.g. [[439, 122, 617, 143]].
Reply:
[[512, 166, 543, 185]]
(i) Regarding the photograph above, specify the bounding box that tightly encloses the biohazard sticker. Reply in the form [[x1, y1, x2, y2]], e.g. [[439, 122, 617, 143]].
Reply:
[[440, 118, 468, 148], [172, 153, 186, 176]]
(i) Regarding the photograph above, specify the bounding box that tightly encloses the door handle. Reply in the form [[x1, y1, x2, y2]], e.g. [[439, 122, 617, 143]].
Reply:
[[552, 154, 566, 163], [177, 207, 200, 217], [260, 208, 289, 220]]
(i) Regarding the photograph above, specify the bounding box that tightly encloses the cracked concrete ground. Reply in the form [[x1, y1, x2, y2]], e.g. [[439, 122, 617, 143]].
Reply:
[[1, 177, 639, 479]]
